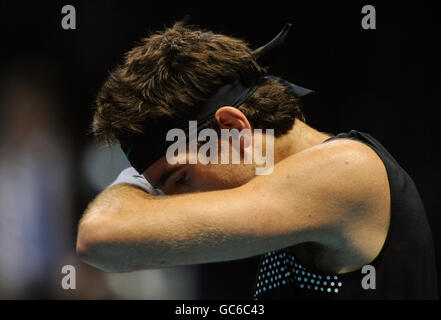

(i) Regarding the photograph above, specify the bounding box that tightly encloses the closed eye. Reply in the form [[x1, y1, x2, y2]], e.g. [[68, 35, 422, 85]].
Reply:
[[174, 172, 187, 184], [154, 165, 183, 189], [164, 168, 188, 187]]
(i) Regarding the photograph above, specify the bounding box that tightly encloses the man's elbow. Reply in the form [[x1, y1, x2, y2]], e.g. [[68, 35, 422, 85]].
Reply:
[[76, 214, 126, 273]]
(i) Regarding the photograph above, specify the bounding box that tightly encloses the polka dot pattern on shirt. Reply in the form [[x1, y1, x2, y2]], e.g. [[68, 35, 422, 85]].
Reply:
[[253, 250, 343, 298]]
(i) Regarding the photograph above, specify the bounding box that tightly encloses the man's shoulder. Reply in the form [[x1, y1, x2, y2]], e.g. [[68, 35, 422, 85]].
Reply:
[[287, 135, 386, 177], [273, 136, 390, 218], [316, 137, 389, 199]]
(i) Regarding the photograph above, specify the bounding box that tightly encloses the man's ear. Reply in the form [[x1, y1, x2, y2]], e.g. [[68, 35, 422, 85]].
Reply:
[[215, 106, 252, 149], [215, 106, 251, 131]]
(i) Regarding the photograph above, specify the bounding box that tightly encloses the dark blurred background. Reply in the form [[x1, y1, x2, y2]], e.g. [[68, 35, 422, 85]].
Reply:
[[0, 1, 439, 299]]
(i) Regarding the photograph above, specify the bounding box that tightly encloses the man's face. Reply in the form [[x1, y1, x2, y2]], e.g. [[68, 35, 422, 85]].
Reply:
[[143, 152, 256, 195], [142, 107, 271, 194]]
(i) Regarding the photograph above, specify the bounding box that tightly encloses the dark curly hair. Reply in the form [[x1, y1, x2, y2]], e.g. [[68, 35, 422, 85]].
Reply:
[[92, 21, 305, 144]]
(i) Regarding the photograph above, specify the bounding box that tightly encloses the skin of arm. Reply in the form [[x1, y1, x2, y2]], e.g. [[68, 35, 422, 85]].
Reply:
[[76, 139, 388, 273]]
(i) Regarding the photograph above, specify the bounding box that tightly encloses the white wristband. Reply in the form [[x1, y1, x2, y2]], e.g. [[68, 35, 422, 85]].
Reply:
[[109, 167, 160, 195]]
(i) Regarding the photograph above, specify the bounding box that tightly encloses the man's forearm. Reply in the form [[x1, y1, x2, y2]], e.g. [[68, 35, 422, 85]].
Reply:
[[75, 182, 275, 273]]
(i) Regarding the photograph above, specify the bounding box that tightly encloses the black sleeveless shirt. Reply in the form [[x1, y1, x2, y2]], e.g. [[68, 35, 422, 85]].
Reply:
[[252, 130, 438, 299]]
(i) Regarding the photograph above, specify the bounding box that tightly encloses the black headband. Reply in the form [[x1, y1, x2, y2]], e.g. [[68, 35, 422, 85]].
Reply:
[[119, 23, 313, 174]]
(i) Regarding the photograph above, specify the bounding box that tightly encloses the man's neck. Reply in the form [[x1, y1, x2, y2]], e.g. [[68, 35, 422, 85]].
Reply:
[[274, 120, 332, 164]]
